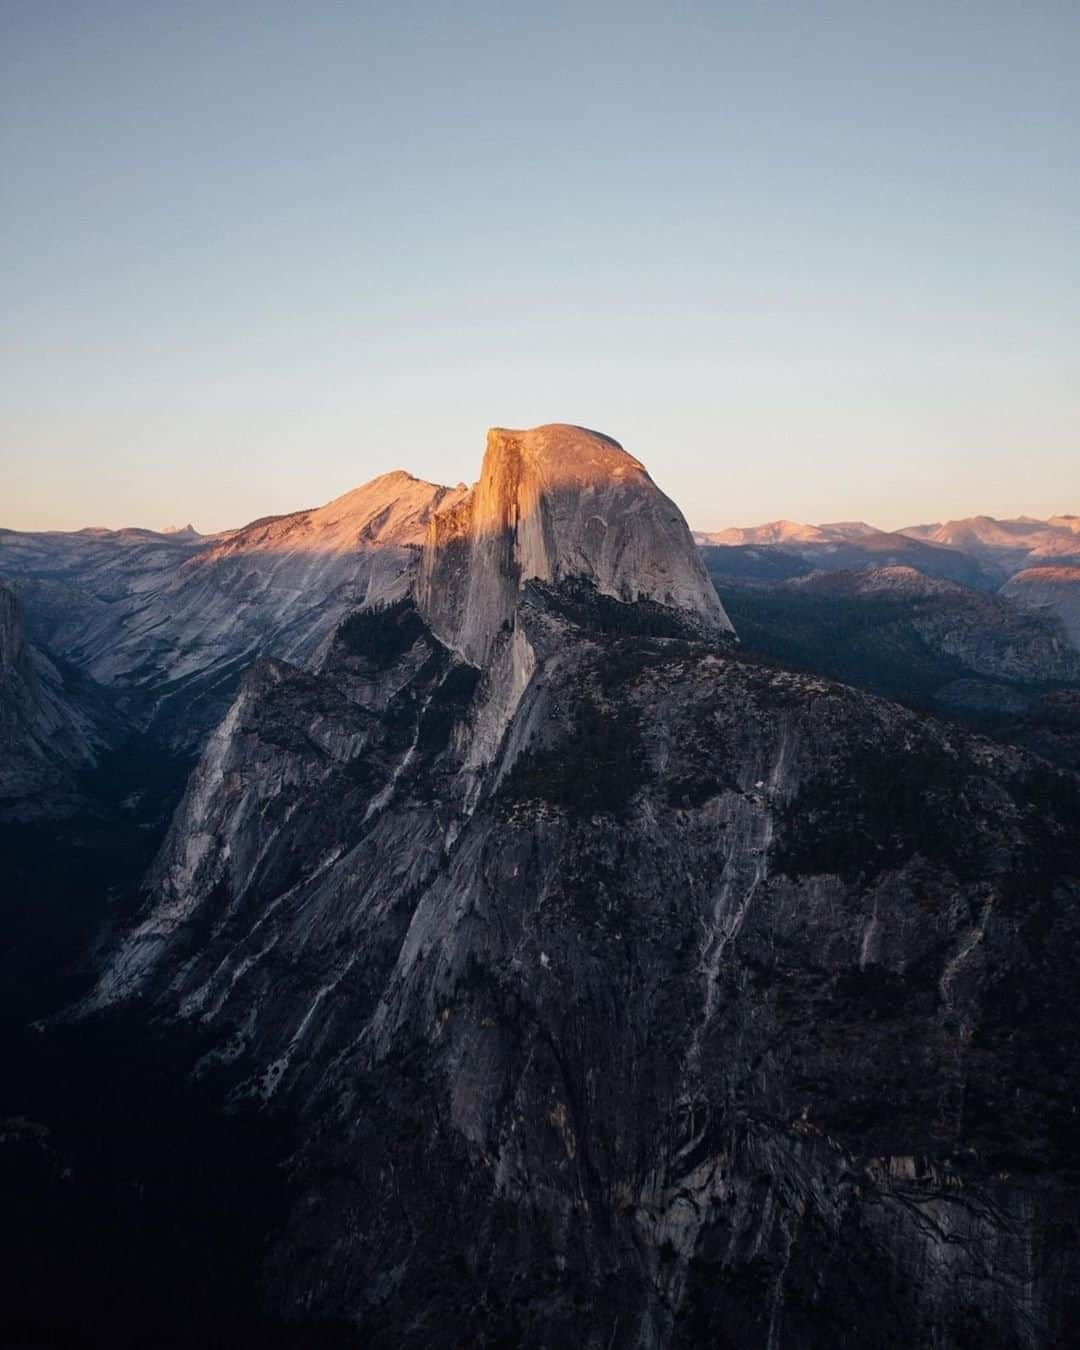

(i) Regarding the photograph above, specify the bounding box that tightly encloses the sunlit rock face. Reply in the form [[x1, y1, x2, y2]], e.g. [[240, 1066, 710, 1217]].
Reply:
[[413, 424, 732, 773], [417, 424, 732, 666], [87, 426, 1080, 1348]]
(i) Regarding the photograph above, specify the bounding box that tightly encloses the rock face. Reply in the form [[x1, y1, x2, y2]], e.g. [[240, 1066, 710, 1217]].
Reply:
[[0, 474, 467, 747], [86, 430, 1080, 1348], [0, 524, 212, 654], [0, 582, 110, 818], [1002, 566, 1080, 648], [413, 424, 730, 770], [419, 425, 732, 665]]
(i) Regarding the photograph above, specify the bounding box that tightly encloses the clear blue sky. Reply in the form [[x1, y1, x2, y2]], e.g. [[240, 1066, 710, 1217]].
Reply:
[[2, 1, 1077, 533]]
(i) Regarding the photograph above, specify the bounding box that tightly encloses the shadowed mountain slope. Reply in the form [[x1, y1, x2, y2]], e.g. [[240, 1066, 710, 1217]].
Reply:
[[0, 581, 114, 819], [708, 564, 1080, 770], [1003, 565, 1080, 648]]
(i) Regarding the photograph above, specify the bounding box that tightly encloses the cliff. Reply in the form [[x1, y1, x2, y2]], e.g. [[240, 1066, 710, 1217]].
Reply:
[[83, 428, 1080, 1348]]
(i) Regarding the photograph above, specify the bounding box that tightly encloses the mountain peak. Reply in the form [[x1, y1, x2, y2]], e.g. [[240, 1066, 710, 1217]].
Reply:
[[198, 472, 469, 565], [417, 424, 732, 667], [483, 423, 645, 486], [697, 519, 829, 546]]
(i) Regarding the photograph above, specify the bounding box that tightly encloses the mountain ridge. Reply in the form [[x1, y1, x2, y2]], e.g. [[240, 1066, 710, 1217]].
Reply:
[[0, 472, 470, 747]]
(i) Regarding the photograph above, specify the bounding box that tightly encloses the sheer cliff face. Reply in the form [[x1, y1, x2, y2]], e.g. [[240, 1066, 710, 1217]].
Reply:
[[417, 425, 732, 666], [88, 429, 1080, 1348]]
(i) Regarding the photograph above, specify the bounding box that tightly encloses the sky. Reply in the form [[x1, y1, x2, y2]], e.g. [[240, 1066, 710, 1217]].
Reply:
[[2, 1, 1077, 534]]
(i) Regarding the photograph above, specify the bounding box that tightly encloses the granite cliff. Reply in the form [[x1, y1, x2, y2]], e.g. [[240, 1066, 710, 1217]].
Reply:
[[56, 429, 1080, 1346]]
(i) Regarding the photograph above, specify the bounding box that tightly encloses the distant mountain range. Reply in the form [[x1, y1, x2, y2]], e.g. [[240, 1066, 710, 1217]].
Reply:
[[901, 513, 1080, 572], [695, 514, 1080, 649], [696, 512, 1080, 582]]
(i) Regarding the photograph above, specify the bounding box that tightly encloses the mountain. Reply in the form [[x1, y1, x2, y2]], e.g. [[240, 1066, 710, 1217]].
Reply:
[[710, 564, 1080, 769], [0, 581, 191, 1040], [66, 426, 1080, 1348], [696, 514, 1080, 589], [716, 563, 1080, 685], [1002, 566, 1080, 648], [0, 473, 468, 747], [696, 520, 993, 589], [900, 515, 1080, 579], [96, 425, 733, 1006], [420, 425, 732, 664], [416, 425, 731, 763], [0, 522, 209, 651], [697, 519, 879, 547], [0, 581, 112, 819]]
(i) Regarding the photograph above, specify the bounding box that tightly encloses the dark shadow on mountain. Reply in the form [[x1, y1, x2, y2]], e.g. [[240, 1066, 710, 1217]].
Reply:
[[710, 569, 1080, 769]]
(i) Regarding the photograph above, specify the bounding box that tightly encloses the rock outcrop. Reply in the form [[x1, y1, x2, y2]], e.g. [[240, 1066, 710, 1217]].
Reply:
[[82, 429, 1080, 1347]]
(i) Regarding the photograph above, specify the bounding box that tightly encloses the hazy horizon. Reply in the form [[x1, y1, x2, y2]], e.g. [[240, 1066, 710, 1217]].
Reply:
[[3, 3, 1077, 536], [1, 432, 1075, 541]]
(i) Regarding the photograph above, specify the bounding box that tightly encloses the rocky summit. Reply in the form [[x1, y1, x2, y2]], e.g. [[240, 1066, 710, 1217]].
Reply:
[[63, 425, 1080, 1348], [418, 424, 732, 665]]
